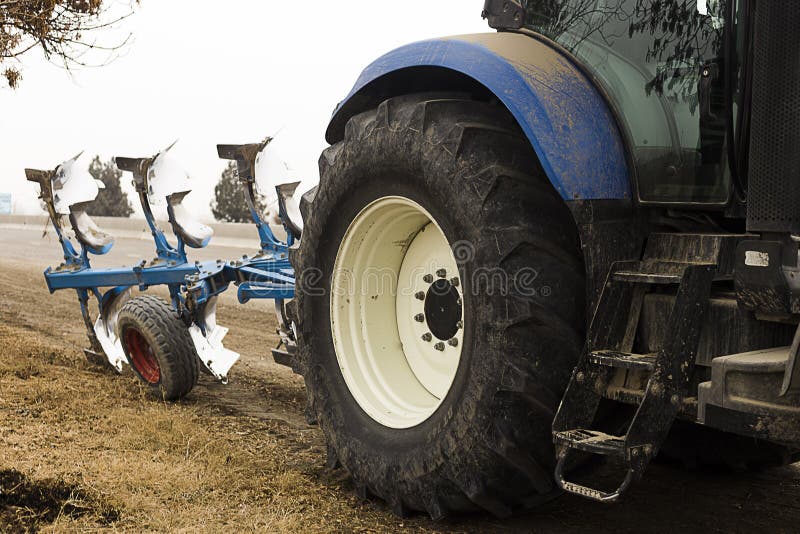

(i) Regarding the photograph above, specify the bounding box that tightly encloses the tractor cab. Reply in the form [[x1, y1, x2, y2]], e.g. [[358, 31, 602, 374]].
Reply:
[[518, 0, 736, 206]]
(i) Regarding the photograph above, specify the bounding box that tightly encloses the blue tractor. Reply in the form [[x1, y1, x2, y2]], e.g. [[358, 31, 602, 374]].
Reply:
[[288, 0, 800, 518]]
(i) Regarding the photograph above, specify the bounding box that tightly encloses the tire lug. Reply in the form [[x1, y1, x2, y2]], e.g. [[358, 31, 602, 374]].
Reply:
[[434, 342, 445, 351], [421, 332, 432, 342], [423, 274, 434, 283], [414, 313, 425, 323], [415, 291, 425, 301], [436, 268, 447, 278], [448, 338, 458, 347]]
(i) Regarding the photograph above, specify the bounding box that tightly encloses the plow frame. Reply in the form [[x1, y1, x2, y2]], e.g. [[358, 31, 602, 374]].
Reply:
[[28, 140, 298, 383]]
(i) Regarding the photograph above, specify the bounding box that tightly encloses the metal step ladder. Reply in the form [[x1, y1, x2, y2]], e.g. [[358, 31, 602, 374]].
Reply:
[[552, 257, 717, 502]]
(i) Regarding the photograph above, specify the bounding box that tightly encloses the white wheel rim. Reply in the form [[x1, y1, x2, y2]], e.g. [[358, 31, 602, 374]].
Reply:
[[331, 196, 464, 429]]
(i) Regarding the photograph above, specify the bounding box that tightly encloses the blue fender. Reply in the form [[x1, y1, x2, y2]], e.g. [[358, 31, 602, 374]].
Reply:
[[328, 33, 631, 201]]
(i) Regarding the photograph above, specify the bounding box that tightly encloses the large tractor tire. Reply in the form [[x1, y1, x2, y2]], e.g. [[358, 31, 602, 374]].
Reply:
[[117, 295, 199, 401], [290, 94, 586, 518]]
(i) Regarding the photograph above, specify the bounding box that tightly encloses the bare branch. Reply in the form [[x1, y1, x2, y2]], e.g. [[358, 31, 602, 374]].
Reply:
[[0, 0, 138, 88]]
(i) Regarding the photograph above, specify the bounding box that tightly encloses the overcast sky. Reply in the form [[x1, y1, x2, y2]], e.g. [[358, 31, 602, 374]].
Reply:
[[0, 1, 488, 219]]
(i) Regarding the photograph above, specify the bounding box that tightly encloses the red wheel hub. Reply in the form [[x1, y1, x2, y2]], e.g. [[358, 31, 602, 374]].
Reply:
[[124, 328, 161, 384]]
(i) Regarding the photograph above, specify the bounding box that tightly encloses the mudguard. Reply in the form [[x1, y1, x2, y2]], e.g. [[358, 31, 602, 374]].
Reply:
[[327, 32, 631, 201]]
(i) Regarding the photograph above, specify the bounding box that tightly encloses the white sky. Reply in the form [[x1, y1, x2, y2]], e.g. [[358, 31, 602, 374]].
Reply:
[[0, 1, 488, 220]]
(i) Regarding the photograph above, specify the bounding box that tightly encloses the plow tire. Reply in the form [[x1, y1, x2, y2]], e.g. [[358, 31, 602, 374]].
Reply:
[[117, 295, 199, 401], [291, 94, 586, 518]]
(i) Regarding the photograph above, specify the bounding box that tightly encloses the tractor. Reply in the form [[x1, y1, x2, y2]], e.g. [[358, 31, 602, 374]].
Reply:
[[287, 0, 800, 518]]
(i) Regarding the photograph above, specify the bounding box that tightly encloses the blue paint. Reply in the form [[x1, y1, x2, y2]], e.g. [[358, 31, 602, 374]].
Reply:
[[330, 34, 631, 201]]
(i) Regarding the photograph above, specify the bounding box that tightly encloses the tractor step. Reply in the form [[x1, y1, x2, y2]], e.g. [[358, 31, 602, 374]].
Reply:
[[557, 477, 629, 503], [612, 271, 682, 284], [553, 236, 723, 503], [589, 350, 656, 371], [553, 429, 626, 457]]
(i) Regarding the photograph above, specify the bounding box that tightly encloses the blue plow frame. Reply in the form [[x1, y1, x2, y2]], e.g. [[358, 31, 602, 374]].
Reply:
[[28, 141, 297, 380]]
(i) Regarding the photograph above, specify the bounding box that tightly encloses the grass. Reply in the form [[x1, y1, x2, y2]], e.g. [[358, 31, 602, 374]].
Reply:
[[0, 274, 455, 533], [0, 319, 441, 532]]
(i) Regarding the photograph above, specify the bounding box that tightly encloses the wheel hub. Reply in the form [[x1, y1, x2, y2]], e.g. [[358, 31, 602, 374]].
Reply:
[[124, 328, 161, 384], [424, 278, 462, 342], [331, 196, 464, 429]]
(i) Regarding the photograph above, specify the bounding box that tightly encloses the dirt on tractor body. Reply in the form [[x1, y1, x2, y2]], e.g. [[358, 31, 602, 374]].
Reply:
[[0, 258, 799, 532]]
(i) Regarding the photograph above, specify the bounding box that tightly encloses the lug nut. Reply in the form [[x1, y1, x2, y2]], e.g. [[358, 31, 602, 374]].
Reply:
[[423, 274, 434, 283], [448, 338, 458, 347], [415, 291, 425, 301], [456, 320, 463, 329], [414, 313, 425, 323], [421, 332, 432, 342], [450, 277, 460, 287], [436, 268, 447, 278], [434, 342, 445, 352]]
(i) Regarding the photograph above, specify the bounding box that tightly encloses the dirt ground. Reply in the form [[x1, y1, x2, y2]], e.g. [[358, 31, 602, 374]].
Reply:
[[1, 259, 799, 533]]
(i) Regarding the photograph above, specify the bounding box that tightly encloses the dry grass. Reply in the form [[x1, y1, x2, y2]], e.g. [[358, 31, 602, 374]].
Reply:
[[0, 323, 455, 532], [0, 266, 456, 533]]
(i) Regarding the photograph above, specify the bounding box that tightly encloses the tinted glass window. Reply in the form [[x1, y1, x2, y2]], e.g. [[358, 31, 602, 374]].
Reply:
[[524, 0, 731, 204]]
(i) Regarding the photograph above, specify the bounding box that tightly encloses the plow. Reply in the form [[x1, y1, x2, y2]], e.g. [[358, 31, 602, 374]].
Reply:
[[27, 140, 300, 399]]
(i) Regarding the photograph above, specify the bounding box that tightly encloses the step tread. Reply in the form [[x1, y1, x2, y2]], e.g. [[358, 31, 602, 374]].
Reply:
[[554, 429, 627, 457], [561, 481, 609, 501], [612, 270, 682, 284], [590, 350, 657, 371]]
